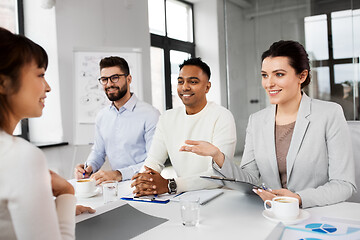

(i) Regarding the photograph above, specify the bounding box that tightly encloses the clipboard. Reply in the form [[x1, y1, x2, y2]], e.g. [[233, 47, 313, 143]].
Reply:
[[120, 192, 182, 204], [171, 189, 224, 205], [121, 197, 170, 204], [200, 176, 261, 194]]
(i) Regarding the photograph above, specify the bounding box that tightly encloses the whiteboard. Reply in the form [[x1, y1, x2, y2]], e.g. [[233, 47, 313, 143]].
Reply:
[[74, 49, 142, 145]]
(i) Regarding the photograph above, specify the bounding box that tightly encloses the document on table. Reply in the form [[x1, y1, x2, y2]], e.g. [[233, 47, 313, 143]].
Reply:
[[120, 191, 181, 204], [266, 216, 360, 240], [120, 188, 223, 205], [76, 203, 168, 240], [171, 189, 224, 205]]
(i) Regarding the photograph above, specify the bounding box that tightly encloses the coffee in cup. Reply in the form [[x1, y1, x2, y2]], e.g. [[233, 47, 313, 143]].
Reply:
[[264, 196, 299, 220], [274, 198, 295, 203], [76, 178, 96, 195]]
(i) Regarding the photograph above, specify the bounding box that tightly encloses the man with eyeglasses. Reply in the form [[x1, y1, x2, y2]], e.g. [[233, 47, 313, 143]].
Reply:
[[74, 56, 160, 184], [131, 57, 236, 196]]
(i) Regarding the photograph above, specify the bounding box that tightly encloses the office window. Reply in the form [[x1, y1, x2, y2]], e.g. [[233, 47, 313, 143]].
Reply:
[[148, 0, 166, 36], [150, 47, 166, 112], [166, 0, 193, 42], [23, 0, 64, 144], [170, 50, 191, 109], [305, 9, 360, 120], [148, 0, 195, 112], [0, 0, 27, 138], [0, 0, 18, 32], [304, 15, 329, 60], [310, 66, 331, 100], [331, 9, 360, 59]]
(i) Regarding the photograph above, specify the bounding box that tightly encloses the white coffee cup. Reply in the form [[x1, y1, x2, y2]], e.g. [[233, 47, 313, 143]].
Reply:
[[264, 196, 299, 220], [76, 179, 96, 195]]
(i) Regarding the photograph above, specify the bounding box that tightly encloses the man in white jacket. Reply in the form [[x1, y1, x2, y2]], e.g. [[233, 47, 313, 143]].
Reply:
[[131, 57, 236, 196]]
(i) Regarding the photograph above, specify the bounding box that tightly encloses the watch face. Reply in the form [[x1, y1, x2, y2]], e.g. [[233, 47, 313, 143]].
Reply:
[[168, 179, 177, 193], [169, 181, 176, 190]]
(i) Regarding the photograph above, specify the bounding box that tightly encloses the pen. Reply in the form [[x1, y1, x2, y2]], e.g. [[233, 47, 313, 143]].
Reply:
[[201, 191, 224, 205], [83, 162, 87, 178]]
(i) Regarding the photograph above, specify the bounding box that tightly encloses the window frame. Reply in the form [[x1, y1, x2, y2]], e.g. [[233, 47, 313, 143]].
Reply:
[[6, 0, 28, 140], [311, 12, 360, 96], [150, 0, 195, 110], [310, 1, 360, 120], [18, 0, 28, 140]]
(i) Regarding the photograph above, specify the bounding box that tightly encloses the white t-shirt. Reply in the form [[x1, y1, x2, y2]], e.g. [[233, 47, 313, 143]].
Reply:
[[144, 102, 237, 193], [0, 131, 76, 240]]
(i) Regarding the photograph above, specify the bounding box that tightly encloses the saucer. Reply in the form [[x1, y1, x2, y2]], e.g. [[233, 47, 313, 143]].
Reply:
[[262, 209, 310, 225], [76, 188, 100, 198]]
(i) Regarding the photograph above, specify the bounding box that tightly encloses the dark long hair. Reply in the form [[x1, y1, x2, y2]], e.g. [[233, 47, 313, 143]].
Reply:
[[261, 40, 311, 89], [0, 27, 48, 130]]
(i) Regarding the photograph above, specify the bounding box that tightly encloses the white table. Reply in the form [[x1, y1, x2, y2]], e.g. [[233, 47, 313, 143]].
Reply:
[[75, 181, 360, 239]]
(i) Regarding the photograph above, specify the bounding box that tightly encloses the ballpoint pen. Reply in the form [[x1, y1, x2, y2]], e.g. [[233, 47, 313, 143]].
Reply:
[[83, 162, 87, 178]]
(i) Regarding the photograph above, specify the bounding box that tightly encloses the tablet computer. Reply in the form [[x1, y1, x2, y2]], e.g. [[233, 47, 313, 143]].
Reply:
[[200, 175, 261, 194]]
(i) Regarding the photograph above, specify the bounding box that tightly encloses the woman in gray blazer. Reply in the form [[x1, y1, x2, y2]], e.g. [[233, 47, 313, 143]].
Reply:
[[180, 40, 356, 208]]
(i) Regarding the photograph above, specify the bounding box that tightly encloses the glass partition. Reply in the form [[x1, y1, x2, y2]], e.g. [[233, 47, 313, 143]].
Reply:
[[225, 0, 360, 122], [223, 0, 360, 153]]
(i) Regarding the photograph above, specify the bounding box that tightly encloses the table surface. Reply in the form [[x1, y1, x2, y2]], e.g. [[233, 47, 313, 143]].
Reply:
[[74, 180, 360, 239]]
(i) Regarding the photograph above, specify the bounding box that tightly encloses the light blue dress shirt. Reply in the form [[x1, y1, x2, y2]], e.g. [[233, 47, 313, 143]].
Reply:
[[86, 94, 160, 180]]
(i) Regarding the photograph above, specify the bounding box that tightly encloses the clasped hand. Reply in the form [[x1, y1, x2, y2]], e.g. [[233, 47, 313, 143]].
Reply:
[[131, 166, 168, 197]]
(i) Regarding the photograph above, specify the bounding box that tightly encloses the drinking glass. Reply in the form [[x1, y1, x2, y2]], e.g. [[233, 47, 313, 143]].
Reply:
[[180, 198, 200, 226], [102, 180, 118, 204]]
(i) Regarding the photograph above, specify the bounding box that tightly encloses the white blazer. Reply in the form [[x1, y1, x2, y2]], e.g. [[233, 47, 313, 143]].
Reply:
[[218, 93, 357, 208]]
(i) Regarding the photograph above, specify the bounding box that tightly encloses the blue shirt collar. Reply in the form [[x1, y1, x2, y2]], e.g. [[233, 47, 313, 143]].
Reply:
[[109, 93, 138, 112]]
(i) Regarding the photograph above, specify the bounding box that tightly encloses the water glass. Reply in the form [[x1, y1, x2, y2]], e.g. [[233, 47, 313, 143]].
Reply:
[[102, 180, 118, 204], [180, 198, 200, 226]]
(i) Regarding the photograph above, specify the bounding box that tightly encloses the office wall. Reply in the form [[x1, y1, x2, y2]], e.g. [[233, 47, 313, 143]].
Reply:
[[40, 0, 151, 178], [193, 0, 227, 106]]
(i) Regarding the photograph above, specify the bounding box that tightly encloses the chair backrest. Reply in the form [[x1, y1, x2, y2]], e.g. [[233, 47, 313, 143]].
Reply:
[[347, 121, 360, 203]]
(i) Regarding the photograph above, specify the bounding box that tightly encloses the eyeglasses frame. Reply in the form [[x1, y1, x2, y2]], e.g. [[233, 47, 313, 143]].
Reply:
[[98, 73, 128, 85]]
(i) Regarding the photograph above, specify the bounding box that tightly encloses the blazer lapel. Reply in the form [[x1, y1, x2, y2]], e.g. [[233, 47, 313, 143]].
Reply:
[[286, 94, 311, 181], [263, 105, 282, 185]]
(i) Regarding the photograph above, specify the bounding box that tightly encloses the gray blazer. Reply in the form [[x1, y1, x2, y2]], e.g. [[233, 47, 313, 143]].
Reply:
[[218, 93, 357, 208]]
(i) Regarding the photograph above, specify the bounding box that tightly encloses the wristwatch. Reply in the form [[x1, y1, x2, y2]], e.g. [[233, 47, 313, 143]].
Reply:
[[168, 178, 177, 194]]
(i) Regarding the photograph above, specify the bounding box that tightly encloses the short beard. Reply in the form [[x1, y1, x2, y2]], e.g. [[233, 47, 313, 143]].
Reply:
[[105, 84, 128, 101]]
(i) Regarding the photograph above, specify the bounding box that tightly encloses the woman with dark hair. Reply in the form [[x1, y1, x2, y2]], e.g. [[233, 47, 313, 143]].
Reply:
[[0, 27, 76, 239], [181, 40, 356, 208]]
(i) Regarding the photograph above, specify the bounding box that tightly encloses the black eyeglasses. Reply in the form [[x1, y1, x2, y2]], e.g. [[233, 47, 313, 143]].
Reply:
[[98, 74, 128, 85]]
